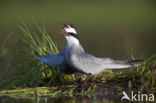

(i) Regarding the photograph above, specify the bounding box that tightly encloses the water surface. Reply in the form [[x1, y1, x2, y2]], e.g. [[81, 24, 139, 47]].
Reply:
[[0, 95, 122, 103]]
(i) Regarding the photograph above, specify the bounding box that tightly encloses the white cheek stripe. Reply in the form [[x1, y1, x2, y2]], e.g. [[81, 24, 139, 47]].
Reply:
[[65, 28, 77, 34]]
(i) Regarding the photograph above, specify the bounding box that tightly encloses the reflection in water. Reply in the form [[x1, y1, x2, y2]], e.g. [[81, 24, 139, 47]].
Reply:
[[0, 95, 122, 103]]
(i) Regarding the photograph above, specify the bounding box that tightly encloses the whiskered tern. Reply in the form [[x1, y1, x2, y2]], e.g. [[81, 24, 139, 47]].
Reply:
[[35, 24, 142, 85]]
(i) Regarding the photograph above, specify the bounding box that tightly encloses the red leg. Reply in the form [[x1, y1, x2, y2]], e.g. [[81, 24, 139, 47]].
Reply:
[[83, 75, 88, 86], [85, 97, 88, 103]]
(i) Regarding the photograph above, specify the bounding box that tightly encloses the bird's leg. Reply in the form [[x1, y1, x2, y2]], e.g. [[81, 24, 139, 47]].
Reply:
[[83, 75, 88, 87], [85, 97, 89, 103]]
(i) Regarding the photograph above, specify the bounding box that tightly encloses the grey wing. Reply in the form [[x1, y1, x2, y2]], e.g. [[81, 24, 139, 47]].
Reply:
[[35, 48, 66, 67], [70, 53, 142, 75]]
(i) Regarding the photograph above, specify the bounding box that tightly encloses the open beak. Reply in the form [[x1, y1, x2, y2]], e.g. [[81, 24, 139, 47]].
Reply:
[[60, 30, 70, 36], [61, 23, 69, 28], [60, 23, 70, 36]]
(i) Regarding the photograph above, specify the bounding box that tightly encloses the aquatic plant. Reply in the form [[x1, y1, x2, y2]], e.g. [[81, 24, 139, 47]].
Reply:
[[0, 20, 66, 89]]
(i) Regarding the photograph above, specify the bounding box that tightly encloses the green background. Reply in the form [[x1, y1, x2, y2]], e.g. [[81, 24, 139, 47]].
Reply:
[[0, 0, 156, 75]]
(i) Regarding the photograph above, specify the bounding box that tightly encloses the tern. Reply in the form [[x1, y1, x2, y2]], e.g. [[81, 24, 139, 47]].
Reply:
[[35, 24, 142, 85]]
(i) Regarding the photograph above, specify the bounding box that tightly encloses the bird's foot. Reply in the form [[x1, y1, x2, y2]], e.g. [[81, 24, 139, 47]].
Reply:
[[83, 76, 88, 87]]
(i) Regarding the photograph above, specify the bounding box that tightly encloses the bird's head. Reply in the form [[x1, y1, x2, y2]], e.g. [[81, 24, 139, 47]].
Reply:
[[60, 23, 79, 40]]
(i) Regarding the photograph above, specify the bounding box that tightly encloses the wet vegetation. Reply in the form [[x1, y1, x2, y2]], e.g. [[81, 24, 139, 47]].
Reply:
[[0, 21, 155, 99]]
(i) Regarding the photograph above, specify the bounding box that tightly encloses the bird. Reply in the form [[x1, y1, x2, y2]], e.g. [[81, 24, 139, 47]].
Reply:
[[35, 23, 143, 86]]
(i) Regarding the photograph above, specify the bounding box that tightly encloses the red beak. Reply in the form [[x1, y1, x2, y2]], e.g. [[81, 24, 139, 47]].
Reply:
[[60, 30, 70, 37], [60, 23, 70, 36], [61, 24, 69, 28]]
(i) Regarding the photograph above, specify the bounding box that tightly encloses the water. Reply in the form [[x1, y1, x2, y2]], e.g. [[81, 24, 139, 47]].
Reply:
[[0, 95, 122, 103]]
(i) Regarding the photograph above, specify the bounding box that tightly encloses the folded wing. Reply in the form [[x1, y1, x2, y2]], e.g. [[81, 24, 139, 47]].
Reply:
[[70, 53, 143, 74]]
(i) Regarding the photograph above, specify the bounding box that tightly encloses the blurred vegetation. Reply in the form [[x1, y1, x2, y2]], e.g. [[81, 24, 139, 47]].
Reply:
[[0, 21, 63, 89], [0, 0, 156, 76], [0, 1, 155, 103], [0, 21, 155, 98]]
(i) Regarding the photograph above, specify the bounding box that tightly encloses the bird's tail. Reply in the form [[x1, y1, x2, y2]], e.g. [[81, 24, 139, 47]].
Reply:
[[34, 52, 48, 64], [105, 59, 143, 69], [128, 60, 143, 67]]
